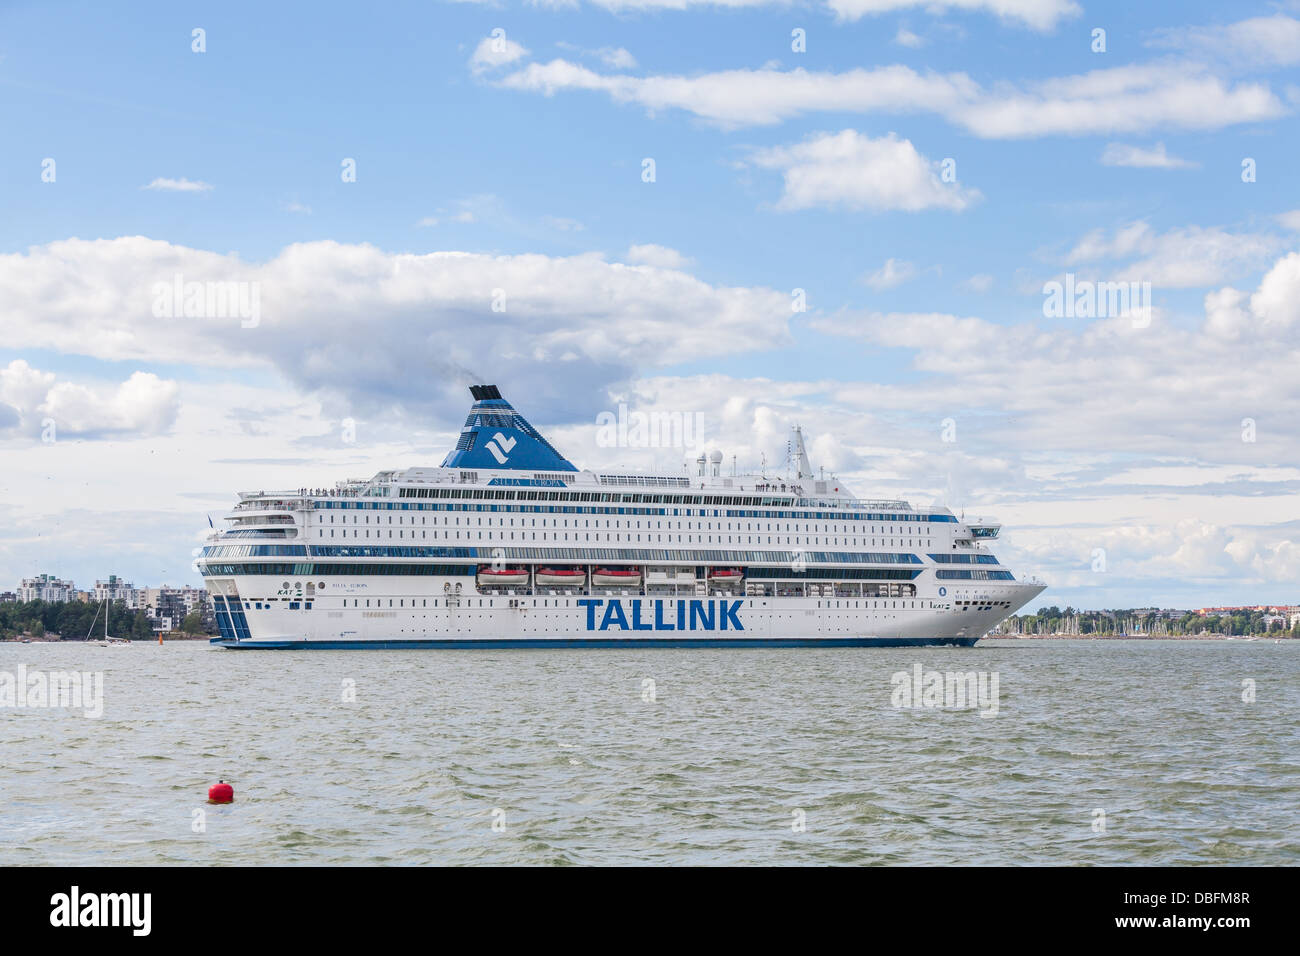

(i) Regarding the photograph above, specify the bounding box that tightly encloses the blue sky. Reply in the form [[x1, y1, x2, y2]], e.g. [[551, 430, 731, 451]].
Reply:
[[3, 0, 1300, 609]]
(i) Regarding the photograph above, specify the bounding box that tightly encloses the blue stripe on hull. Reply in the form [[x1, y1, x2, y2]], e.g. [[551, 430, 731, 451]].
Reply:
[[213, 636, 982, 650]]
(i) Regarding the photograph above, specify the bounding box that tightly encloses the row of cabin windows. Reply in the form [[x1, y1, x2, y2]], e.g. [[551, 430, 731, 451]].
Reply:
[[340, 494, 938, 521], [317, 527, 933, 548], [319, 513, 932, 548], [327, 513, 924, 534]]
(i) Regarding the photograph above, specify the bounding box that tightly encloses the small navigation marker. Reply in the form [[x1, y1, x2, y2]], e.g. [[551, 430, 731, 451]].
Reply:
[[208, 780, 234, 804]]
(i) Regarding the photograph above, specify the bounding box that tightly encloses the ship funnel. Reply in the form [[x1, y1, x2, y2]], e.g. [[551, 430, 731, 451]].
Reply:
[[440, 385, 577, 472]]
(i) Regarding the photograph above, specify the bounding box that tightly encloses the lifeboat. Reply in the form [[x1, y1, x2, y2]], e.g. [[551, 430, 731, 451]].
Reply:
[[536, 567, 586, 587], [708, 568, 744, 581], [592, 567, 641, 587], [476, 565, 529, 587]]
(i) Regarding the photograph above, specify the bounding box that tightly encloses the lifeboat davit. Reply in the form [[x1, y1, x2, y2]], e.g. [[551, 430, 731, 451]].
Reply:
[[476, 565, 529, 587], [592, 567, 641, 587], [536, 567, 586, 587], [709, 568, 744, 581]]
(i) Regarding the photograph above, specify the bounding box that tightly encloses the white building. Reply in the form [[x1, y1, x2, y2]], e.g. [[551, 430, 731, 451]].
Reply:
[[169, 586, 207, 613], [142, 585, 206, 617], [17, 574, 76, 603], [143, 606, 174, 633], [94, 575, 141, 608]]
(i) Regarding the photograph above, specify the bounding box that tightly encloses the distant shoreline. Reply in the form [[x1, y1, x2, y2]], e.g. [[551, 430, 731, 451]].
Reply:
[[3, 635, 213, 643], [991, 633, 1295, 641]]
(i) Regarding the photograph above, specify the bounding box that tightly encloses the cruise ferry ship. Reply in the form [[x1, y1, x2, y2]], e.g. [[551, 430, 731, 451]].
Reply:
[[199, 385, 1045, 648]]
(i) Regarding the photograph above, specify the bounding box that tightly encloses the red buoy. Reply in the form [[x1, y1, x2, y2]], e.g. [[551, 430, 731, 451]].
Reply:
[[208, 780, 234, 804]]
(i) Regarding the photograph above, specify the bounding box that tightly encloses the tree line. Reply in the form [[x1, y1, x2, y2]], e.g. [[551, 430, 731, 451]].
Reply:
[[999, 605, 1299, 637], [0, 599, 210, 640]]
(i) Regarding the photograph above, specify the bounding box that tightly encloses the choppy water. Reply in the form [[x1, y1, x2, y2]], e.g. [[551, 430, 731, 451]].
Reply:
[[1, 639, 1297, 865]]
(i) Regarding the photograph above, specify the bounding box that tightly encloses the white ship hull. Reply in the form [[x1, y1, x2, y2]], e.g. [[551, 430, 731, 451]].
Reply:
[[208, 575, 1044, 649]]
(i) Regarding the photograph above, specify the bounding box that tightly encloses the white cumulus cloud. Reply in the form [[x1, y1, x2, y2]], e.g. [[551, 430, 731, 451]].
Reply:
[[829, 0, 1080, 32], [863, 258, 921, 290], [1064, 221, 1282, 288], [0, 361, 180, 439], [748, 130, 980, 213], [0, 237, 795, 424], [1100, 142, 1198, 169], [495, 56, 1286, 137], [470, 33, 530, 74], [142, 178, 212, 193], [1148, 14, 1300, 70], [626, 243, 693, 269]]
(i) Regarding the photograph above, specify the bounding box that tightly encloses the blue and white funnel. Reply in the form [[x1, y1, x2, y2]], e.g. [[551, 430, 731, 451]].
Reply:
[[440, 385, 578, 472]]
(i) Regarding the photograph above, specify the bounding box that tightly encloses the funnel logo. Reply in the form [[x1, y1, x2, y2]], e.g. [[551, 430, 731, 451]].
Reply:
[[485, 432, 517, 464]]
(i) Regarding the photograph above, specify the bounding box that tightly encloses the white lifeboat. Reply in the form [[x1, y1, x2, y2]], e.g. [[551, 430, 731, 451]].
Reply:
[[592, 567, 641, 587], [536, 567, 586, 587], [476, 565, 529, 587]]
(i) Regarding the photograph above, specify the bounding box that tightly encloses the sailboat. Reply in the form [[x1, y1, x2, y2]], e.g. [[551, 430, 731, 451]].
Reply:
[[87, 598, 131, 646]]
